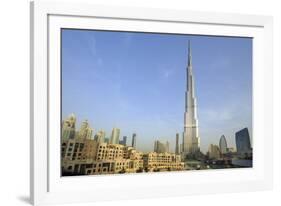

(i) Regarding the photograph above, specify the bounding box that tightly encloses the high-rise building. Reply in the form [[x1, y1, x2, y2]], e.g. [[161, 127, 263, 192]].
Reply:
[[154, 140, 169, 153], [235, 128, 251, 154], [219, 135, 227, 154], [208, 144, 220, 159], [78, 120, 93, 139], [182, 41, 200, 155], [94, 130, 105, 143], [119, 136, 127, 146], [62, 113, 76, 140], [132, 133, 136, 149], [175, 133, 180, 154], [110, 128, 120, 144], [166, 141, 169, 153]]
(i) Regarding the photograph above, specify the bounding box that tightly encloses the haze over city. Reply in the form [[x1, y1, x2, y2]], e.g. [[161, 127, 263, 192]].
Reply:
[[62, 29, 252, 153]]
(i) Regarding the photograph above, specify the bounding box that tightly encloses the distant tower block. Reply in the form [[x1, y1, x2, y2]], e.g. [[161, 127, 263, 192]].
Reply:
[[62, 113, 76, 140], [175, 133, 180, 154], [235, 128, 251, 154], [78, 119, 93, 139], [94, 130, 105, 143], [132, 133, 137, 149], [219, 135, 227, 154], [110, 128, 120, 144], [119, 136, 127, 146], [182, 41, 200, 155]]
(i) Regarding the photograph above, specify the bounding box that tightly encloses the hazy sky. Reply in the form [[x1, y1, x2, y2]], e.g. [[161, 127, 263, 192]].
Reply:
[[61, 29, 252, 153]]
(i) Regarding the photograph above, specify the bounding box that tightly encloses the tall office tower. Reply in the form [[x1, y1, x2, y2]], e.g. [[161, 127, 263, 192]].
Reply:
[[182, 41, 200, 155], [235, 128, 251, 154], [78, 120, 93, 139], [132, 133, 136, 149], [119, 136, 127, 146], [219, 135, 228, 154], [154, 140, 170, 153], [110, 128, 120, 144], [175, 133, 180, 154], [62, 113, 76, 140], [94, 130, 106, 143]]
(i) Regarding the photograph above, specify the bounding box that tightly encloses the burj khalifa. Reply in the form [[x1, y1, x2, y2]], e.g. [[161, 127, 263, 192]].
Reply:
[[182, 41, 200, 155]]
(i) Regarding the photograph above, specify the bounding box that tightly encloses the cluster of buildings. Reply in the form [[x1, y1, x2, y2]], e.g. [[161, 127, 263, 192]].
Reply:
[[62, 116, 137, 148], [62, 137, 144, 175], [176, 41, 252, 167], [62, 41, 252, 175], [207, 128, 252, 161], [61, 114, 184, 176]]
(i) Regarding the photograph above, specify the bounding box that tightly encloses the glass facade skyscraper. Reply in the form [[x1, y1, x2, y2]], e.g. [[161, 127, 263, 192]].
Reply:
[[235, 128, 251, 154]]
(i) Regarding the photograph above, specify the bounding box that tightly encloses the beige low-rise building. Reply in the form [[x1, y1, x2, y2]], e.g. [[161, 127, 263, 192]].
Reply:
[[62, 138, 143, 175], [96, 143, 124, 161], [143, 152, 184, 172], [63, 158, 143, 175], [62, 138, 98, 162]]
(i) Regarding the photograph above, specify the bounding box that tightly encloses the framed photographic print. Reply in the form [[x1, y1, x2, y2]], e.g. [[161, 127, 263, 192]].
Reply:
[[30, 1, 273, 205]]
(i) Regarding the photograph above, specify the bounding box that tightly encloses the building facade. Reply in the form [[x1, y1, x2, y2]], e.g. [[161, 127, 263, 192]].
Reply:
[[143, 152, 184, 172], [235, 128, 252, 155], [78, 120, 93, 139], [62, 138, 144, 175], [61, 138, 98, 163], [94, 130, 105, 143]]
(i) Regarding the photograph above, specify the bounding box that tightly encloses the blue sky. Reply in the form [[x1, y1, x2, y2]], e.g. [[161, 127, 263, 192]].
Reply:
[[62, 29, 252, 153]]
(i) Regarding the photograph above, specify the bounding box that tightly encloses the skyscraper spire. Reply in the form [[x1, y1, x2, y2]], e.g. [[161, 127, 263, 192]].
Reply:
[[182, 40, 200, 157], [188, 40, 192, 67]]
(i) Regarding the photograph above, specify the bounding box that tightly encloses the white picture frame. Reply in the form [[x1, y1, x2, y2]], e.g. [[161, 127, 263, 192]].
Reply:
[[30, 0, 273, 205]]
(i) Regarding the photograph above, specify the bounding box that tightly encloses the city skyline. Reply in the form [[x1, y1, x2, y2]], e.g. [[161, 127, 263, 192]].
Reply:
[[62, 29, 252, 153], [62, 113, 250, 155]]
